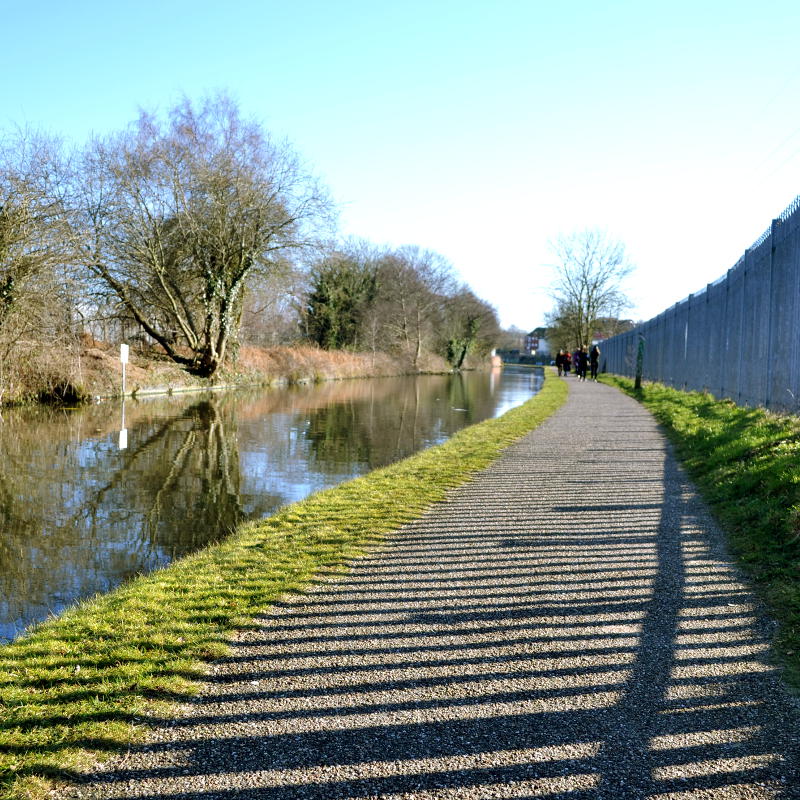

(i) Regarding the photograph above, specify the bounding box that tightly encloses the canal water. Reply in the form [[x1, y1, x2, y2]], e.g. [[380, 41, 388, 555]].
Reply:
[[0, 366, 542, 642]]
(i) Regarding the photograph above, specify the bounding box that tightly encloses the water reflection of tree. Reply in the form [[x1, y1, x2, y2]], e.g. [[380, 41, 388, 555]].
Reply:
[[304, 373, 496, 471], [446, 371, 472, 417], [122, 400, 243, 557], [0, 398, 243, 641]]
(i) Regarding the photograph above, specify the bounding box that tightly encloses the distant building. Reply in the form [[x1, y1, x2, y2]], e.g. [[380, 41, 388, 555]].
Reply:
[[525, 327, 550, 358]]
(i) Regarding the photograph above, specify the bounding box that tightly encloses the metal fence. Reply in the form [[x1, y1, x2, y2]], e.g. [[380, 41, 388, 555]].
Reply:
[[602, 195, 800, 413]]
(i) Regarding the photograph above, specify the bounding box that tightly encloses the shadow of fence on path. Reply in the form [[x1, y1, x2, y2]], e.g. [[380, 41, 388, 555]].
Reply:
[[68, 403, 800, 799]]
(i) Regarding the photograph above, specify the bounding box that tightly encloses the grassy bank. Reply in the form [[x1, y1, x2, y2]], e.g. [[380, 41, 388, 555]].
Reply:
[[0, 372, 567, 800], [602, 375, 800, 689]]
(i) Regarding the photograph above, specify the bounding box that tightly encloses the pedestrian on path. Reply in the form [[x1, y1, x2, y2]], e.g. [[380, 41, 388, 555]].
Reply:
[[555, 349, 566, 376], [575, 346, 588, 380], [590, 344, 600, 380]]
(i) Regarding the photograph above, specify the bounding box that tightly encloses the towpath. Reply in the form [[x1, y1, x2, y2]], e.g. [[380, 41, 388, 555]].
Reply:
[[67, 378, 800, 799]]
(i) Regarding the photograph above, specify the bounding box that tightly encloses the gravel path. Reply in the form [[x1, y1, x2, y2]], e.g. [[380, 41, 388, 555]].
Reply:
[[67, 378, 800, 799]]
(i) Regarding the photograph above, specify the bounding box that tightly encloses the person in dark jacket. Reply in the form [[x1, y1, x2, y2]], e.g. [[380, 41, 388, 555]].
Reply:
[[555, 349, 566, 376], [575, 346, 588, 381], [590, 344, 601, 381]]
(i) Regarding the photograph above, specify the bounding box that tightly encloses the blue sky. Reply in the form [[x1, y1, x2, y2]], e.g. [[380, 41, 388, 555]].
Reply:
[[4, 0, 800, 329]]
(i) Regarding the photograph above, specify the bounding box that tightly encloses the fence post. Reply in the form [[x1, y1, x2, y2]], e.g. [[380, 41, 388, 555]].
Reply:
[[634, 333, 645, 390]]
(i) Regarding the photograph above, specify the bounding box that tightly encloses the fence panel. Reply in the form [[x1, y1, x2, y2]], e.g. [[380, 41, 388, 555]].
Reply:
[[769, 218, 800, 411], [723, 260, 745, 402], [703, 281, 725, 395]]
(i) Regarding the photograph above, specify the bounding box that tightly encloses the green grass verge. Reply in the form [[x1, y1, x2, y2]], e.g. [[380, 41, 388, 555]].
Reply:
[[602, 374, 800, 688], [0, 372, 567, 800]]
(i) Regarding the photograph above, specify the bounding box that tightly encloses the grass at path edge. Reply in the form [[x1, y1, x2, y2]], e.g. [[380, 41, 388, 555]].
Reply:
[[0, 371, 567, 800], [602, 374, 800, 690]]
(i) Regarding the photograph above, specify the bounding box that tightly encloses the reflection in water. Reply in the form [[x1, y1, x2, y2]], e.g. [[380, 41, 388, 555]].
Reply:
[[0, 367, 541, 642]]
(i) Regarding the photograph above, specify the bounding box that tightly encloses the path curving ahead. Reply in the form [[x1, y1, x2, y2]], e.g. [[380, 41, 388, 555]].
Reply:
[[67, 378, 800, 799]]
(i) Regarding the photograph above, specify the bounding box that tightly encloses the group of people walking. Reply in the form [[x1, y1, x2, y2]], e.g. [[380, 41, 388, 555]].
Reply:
[[555, 345, 600, 381]]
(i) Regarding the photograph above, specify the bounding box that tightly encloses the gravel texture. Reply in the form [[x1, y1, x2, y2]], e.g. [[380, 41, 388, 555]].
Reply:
[[64, 378, 800, 799]]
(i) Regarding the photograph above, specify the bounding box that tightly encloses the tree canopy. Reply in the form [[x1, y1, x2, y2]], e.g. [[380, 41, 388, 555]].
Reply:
[[303, 242, 501, 368], [78, 94, 332, 377], [303, 245, 377, 350], [0, 131, 74, 348]]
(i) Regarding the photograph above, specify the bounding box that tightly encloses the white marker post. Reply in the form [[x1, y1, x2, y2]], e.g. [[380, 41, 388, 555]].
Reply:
[[119, 344, 129, 450], [120, 343, 129, 394]]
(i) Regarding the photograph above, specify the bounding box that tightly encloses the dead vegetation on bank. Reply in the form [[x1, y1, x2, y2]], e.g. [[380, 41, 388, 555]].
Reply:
[[0, 340, 457, 407]]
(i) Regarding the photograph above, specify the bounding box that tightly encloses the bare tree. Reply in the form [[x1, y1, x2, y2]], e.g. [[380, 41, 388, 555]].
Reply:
[[0, 130, 74, 339], [77, 93, 332, 377], [375, 246, 456, 368], [547, 229, 633, 349], [239, 261, 304, 348], [496, 326, 528, 351], [0, 130, 89, 403]]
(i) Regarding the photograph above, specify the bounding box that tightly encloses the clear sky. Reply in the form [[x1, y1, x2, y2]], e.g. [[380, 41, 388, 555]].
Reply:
[[3, 0, 800, 330]]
